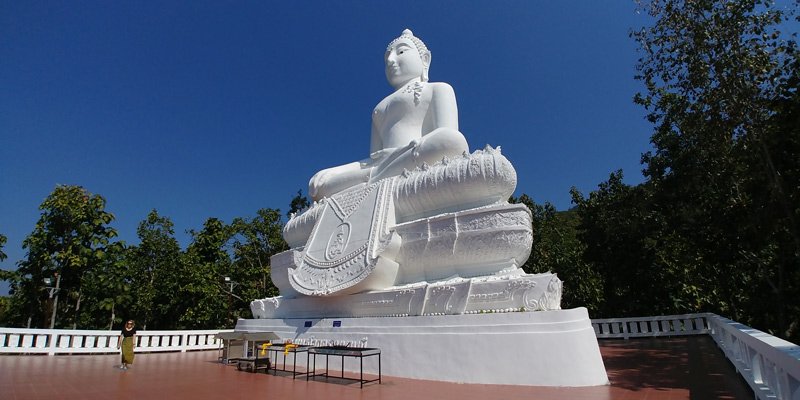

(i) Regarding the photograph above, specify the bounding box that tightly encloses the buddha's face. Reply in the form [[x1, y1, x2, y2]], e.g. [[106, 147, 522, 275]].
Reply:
[[385, 38, 429, 88]]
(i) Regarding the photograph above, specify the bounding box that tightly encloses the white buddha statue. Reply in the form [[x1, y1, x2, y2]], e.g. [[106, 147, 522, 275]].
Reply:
[[271, 28, 534, 302], [308, 29, 469, 201], [247, 30, 595, 384]]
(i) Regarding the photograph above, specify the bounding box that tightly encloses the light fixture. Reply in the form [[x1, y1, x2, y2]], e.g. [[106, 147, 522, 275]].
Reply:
[[43, 273, 61, 329]]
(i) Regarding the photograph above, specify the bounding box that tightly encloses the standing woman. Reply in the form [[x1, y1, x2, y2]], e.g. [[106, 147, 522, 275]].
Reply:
[[117, 320, 137, 370]]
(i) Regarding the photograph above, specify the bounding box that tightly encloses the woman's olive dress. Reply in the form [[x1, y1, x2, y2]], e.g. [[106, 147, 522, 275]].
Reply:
[[121, 327, 136, 364]]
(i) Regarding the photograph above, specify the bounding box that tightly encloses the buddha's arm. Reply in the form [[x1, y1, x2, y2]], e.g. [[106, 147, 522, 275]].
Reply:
[[370, 117, 383, 156], [427, 83, 459, 133], [370, 113, 403, 161]]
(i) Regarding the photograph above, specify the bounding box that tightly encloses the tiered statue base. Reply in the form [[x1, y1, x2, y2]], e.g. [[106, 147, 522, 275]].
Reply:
[[235, 307, 609, 386], [251, 272, 561, 319]]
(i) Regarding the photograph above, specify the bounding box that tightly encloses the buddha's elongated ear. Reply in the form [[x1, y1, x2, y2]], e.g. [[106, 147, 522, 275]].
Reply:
[[421, 51, 431, 67], [421, 51, 431, 82]]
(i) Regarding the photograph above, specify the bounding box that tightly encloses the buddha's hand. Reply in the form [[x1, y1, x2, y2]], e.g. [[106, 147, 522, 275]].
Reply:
[[369, 150, 384, 160], [370, 148, 398, 161], [410, 138, 422, 158]]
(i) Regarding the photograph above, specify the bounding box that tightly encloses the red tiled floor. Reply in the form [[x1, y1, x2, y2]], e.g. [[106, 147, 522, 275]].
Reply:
[[0, 336, 753, 400]]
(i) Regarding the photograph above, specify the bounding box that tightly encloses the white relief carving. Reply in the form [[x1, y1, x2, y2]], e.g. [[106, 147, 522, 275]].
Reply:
[[538, 275, 563, 311], [325, 222, 351, 260], [288, 178, 400, 296], [329, 183, 373, 220]]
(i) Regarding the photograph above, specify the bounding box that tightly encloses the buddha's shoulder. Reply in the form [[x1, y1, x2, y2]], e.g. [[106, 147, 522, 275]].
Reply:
[[426, 81, 453, 89], [425, 82, 453, 89], [426, 82, 455, 95]]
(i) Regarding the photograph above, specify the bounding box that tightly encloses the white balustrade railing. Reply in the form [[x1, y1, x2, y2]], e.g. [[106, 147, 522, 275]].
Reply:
[[708, 315, 800, 400], [592, 313, 800, 400], [591, 313, 712, 339], [0, 327, 231, 355]]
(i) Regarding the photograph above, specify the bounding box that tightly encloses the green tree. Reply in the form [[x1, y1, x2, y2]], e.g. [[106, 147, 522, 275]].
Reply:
[[179, 217, 233, 329], [228, 208, 288, 322], [288, 190, 311, 218], [512, 194, 604, 314], [567, 0, 799, 338], [0, 232, 9, 323], [230, 209, 288, 299], [0, 296, 9, 325], [127, 210, 182, 329], [4, 185, 119, 328], [76, 241, 131, 329], [571, 173, 691, 317], [0, 233, 7, 262], [633, 0, 799, 337]]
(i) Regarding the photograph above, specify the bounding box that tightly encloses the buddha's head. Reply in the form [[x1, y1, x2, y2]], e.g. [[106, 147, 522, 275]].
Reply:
[[385, 29, 431, 88]]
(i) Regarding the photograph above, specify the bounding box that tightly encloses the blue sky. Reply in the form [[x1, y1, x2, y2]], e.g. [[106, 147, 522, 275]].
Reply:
[[1, 1, 655, 294]]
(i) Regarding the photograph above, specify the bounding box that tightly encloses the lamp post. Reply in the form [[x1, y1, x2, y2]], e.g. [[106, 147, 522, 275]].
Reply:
[[224, 276, 238, 294], [44, 273, 61, 329], [223, 276, 238, 325], [223, 276, 243, 301]]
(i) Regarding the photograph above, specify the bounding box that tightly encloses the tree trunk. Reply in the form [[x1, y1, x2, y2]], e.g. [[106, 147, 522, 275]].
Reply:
[[72, 290, 82, 330], [109, 303, 115, 330]]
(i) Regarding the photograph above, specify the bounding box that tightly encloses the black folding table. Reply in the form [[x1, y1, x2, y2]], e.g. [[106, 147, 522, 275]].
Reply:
[[306, 346, 381, 388], [266, 344, 310, 379]]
